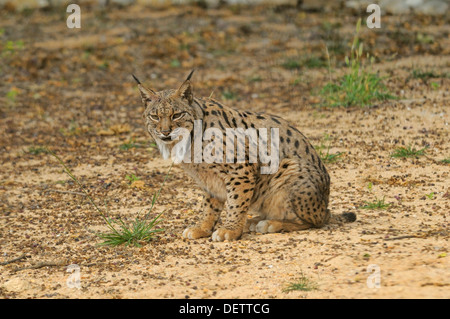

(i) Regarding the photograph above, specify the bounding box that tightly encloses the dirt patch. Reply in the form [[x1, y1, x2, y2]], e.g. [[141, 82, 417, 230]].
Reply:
[[0, 3, 448, 299]]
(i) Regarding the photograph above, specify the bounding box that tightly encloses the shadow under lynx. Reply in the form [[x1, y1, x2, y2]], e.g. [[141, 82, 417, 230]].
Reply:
[[134, 70, 356, 241]]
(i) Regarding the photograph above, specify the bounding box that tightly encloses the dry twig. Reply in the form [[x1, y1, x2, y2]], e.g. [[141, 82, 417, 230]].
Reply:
[[45, 189, 86, 196], [12, 261, 66, 272], [0, 254, 28, 266]]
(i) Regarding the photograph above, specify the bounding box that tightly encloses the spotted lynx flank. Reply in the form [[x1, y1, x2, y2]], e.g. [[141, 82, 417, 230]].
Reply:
[[134, 71, 356, 242]]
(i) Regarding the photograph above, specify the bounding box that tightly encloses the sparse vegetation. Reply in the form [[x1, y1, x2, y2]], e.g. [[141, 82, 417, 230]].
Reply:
[[6, 88, 19, 105], [410, 67, 449, 83], [222, 90, 237, 100], [391, 145, 427, 158], [360, 196, 391, 210], [430, 81, 440, 90], [1, 40, 24, 56], [283, 273, 318, 292], [411, 68, 438, 81], [315, 134, 344, 163], [48, 148, 170, 247], [125, 174, 141, 184], [170, 59, 181, 68], [424, 192, 434, 200], [119, 139, 143, 151], [281, 55, 327, 70], [26, 146, 48, 155], [320, 19, 396, 107]]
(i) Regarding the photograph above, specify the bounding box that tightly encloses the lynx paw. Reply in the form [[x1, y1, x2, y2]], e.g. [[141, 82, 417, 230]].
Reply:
[[255, 220, 282, 233], [182, 227, 212, 239], [245, 217, 261, 232], [211, 228, 242, 242]]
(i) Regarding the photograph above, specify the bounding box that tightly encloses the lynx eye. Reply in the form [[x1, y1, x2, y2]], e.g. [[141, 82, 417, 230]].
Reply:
[[172, 112, 185, 121], [149, 114, 160, 122]]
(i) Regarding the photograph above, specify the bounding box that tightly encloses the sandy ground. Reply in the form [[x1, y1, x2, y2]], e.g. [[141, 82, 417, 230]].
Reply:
[[0, 3, 449, 299]]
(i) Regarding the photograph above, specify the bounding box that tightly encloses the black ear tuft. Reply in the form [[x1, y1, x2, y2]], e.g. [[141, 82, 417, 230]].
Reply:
[[186, 69, 195, 81], [132, 74, 141, 85]]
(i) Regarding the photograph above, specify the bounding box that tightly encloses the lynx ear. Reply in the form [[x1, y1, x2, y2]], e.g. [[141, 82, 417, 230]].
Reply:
[[176, 69, 195, 105], [132, 74, 156, 103]]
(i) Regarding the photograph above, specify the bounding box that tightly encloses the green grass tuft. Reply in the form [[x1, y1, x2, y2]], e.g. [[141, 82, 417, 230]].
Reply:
[[119, 139, 143, 151], [281, 55, 327, 70], [27, 146, 49, 155], [314, 134, 344, 164], [360, 196, 391, 210], [320, 18, 396, 107], [283, 273, 318, 292], [411, 68, 440, 81], [125, 174, 140, 183], [97, 213, 164, 247], [391, 145, 427, 158], [222, 90, 237, 100]]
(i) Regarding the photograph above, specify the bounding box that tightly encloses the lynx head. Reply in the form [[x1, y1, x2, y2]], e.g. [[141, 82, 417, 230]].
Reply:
[[133, 70, 196, 159]]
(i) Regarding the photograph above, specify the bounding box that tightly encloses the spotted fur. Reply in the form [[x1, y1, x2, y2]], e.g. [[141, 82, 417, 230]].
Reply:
[[135, 71, 356, 241]]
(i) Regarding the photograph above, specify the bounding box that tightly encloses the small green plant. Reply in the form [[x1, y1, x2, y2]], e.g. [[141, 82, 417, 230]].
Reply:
[[319, 148, 344, 163], [391, 145, 427, 158], [281, 56, 327, 70], [2, 40, 24, 56], [222, 90, 237, 100], [320, 19, 396, 107], [303, 56, 328, 69], [60, 120, 84, 136], [98, 60, 109, 70], [281, 58, 302, 70], [283, 273, 318, 292], [170, 59, 181, 68], [6, 88, 19, 105], [248, 75, 262, 82], [48, 148, 171, 247], [119, 139, 143, 151], [430, 82, 440, 90], [27, 146, 48, 155], [410, 67, 449, 83], [315, 134, 344, 164], [425, 192, 434, 200], [125, 174, 141, 183], [360, 196, 391, 210], [441, 158, 450, 164], [416, 33, 434, 44], [411, 68, 439, 81]]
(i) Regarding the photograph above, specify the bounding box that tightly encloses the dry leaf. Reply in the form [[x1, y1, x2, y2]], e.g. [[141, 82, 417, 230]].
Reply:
[[130, 180, 146, 190]]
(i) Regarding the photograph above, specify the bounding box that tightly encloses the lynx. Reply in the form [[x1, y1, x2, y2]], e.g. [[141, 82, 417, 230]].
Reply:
[[134, 70, 355, 242]]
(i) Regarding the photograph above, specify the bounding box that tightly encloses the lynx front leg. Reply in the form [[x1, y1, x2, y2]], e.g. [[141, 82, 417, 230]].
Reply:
[[182, 195, 224, 239], [212, 170, 255, 241]]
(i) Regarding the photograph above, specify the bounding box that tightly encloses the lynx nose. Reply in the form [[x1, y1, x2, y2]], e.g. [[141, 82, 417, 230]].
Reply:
[[161, 129, 171, 136]]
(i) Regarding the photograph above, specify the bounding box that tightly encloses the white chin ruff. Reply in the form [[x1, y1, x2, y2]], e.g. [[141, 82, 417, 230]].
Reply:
[[155, 135, 190, 164], [155, 139, 171, 160]]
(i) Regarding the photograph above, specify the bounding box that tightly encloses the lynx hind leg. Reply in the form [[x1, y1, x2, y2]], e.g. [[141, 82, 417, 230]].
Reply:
[[251, 185, 331, 234], [244, 216, 310, 233]]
